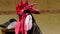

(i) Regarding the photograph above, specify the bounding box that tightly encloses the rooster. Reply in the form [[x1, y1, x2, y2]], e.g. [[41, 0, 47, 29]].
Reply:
[[15, 0, 42, 34]]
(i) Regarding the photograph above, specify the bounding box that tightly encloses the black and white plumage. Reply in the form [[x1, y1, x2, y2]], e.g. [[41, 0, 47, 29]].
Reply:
[[0, 18, 16, 29], [25, 9, 42, 34]]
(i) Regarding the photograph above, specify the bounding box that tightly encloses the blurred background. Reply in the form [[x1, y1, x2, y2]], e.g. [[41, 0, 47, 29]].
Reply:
[[0, 0, 60, 34]]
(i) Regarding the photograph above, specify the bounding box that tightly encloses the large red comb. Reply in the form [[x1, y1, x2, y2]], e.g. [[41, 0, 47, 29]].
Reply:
[[16, 0, 40, 14]]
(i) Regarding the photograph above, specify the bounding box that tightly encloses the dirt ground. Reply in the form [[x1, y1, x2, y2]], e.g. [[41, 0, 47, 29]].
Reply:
[[0, 14, 60, 34]]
